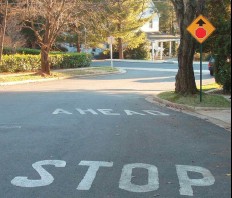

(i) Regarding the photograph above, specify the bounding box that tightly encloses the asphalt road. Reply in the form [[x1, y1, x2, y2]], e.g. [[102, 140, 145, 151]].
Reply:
[[0, 62, 231, 198]]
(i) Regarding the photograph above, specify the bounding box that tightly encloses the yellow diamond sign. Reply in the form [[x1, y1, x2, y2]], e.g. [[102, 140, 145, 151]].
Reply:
[[187, 15, 216, 44]]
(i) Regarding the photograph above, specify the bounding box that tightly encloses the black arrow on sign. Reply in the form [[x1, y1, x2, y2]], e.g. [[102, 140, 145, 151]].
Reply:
[[196, 19, 206, 26]]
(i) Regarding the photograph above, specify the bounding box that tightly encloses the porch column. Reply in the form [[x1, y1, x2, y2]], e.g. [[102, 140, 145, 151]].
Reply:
[[160, 42, 164, 60], [152, 42, 155, 61]]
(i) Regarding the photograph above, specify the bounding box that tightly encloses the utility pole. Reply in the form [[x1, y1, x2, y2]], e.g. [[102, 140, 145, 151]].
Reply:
[[0, 0, 8, 62]]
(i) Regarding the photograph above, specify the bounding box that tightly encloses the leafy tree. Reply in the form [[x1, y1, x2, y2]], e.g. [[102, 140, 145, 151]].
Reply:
[[21, 0, 89, 75], [0, 0, 22, 59]]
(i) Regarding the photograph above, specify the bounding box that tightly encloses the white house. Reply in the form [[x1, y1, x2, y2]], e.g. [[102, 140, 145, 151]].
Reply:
[[141, 0, 180, 60], [140, 1, 160, 33]]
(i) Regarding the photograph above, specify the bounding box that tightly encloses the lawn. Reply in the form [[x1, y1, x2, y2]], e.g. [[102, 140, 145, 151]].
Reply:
[[158, 91, 231, 108]]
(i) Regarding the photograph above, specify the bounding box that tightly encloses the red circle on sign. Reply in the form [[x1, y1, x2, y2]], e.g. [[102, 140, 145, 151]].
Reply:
[[196, 28, 207, 39]]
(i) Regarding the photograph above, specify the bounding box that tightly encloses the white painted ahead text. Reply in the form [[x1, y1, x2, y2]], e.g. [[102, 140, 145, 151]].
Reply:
[[53, 108, 170, 116]]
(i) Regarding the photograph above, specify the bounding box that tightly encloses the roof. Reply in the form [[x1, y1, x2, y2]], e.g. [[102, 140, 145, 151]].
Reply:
[[147, 32, 180, 42]]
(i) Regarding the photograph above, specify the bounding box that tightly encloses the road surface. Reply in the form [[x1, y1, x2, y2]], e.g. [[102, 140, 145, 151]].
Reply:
[[0, 62, 230, 198]]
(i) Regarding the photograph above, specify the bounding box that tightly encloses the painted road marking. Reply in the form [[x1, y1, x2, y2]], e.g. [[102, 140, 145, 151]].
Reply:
[[52, 108, 169, 116], [97, 109, 121, 116], [77, 161, 114, 190], [0, 124, 21, 129], [11, 160, 66, 187], [176, 165, 216, 196], [119, 163, 159, 193], [11, 160, 215, 196], [76, 109, 99, 115]]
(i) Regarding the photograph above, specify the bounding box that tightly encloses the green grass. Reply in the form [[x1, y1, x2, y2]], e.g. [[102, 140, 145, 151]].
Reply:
[[158, 91, 231, 108], [0, 73, 52, 82], [0, 67, 118, 83]]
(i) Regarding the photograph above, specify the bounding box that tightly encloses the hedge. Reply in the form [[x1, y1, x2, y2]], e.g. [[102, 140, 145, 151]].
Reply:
[[0, 53, 92, 73]]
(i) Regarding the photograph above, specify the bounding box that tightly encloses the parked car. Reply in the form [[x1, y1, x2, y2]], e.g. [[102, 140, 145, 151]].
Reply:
[[208, 56, 215, 76]]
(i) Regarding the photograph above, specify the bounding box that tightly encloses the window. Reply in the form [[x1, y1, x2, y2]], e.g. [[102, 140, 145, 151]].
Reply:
[[149, 20, 153, 29]]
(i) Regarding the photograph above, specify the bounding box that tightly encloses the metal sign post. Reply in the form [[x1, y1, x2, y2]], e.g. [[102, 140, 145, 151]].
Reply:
[[187, 15, 216, 102], [200, 44, 203, 102], [108, 36, 115, 68], [110, 43, 113, 68]]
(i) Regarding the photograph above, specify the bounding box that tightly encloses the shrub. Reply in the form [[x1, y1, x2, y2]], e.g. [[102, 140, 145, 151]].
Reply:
[[50, 53, 92, 69], [17, 48, 41, 55], [3, 47, 14, 55], [3, 47, 41, 55], [94, 51, 110, 60], [213, 19, 231, 94], [0, 53, 92, 73], [97, 43, 150, 60], [215, 60, 231, 94], [124, 43, 150, 60]]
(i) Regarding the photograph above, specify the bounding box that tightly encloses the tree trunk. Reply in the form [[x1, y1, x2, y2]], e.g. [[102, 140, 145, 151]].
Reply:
[[175, 34, 197, 94], [116, 1, 124, 60], [172, 0, 205, 95], [41, 46, 51, 75], [118, 38, 124, 59], [76, 33, 81, 53], [0, 0, 8, 62]]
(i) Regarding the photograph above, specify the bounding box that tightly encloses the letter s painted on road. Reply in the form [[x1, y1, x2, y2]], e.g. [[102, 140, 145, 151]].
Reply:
[[11, 160, 66, 188]]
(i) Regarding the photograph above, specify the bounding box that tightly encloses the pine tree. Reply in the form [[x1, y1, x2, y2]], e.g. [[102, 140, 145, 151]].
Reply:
[[104, 0, 154, 59]]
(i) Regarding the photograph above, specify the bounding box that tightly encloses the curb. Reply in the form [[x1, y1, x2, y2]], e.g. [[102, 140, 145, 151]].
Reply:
[[0, 77, 64, 86], [146, 96, 231, 132], [0, 68, 125, 86], [105, 59, 165, 64]]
